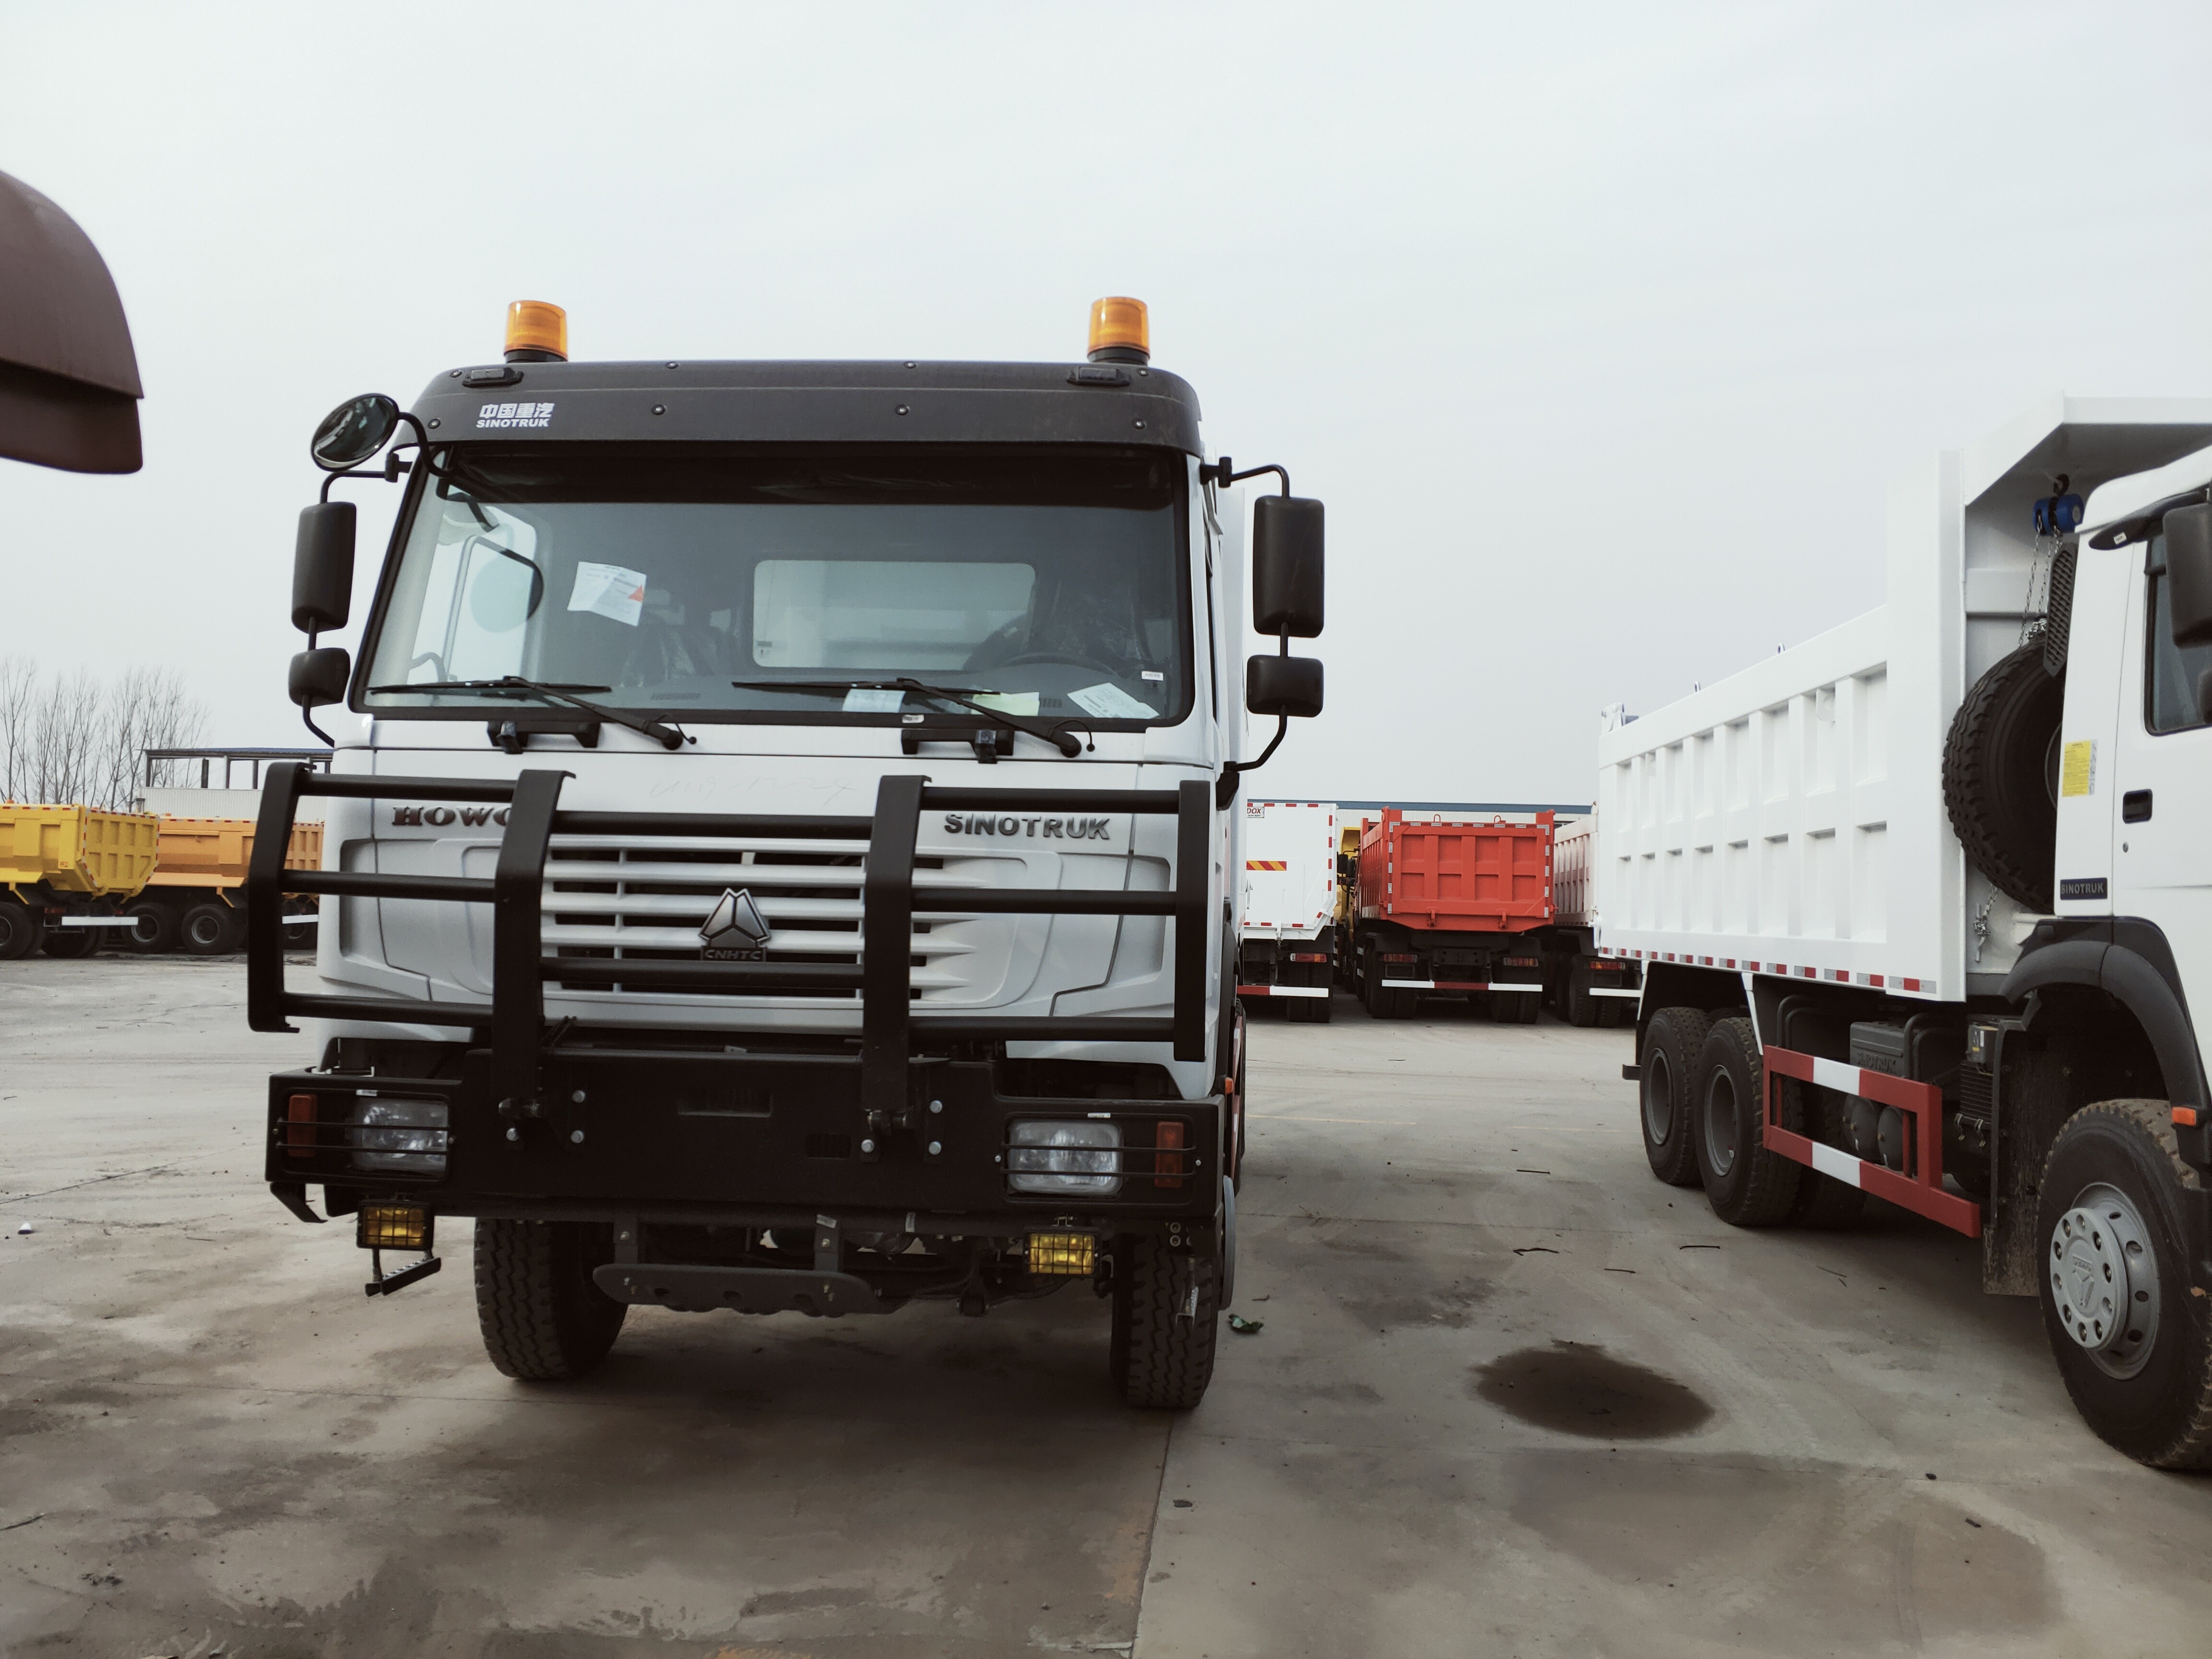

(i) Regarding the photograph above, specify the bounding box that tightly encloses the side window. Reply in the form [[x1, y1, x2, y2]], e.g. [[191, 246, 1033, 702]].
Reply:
[[2145, 532, 2212, 734]]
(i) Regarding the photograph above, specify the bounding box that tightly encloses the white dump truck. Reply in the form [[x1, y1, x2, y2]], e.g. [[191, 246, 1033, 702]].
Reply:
[[1597, 397, 2212, 1465], [1235, 799, 1338, 1022], [248, 297, 1326, 1410]]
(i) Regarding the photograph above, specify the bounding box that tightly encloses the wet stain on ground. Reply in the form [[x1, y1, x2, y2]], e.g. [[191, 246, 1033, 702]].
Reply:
[[1470, 1341, 1713, 1439]]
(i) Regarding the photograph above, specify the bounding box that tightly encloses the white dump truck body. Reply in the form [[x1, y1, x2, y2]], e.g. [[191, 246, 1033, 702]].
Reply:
[[1595, 397, 2212, 1002], [1238, 800, 1337, 944]]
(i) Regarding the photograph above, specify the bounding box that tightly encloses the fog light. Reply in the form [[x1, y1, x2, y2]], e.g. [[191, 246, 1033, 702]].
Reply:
[[350, 1097, 451, 1174], [357, 1202, 433, 1253], [1027, 1232, 1095, 1275], [1007, 1119, 1122, 1195]]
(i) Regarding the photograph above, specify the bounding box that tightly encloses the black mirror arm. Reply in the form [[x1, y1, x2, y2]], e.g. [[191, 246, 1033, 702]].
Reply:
[[1205, 457, 1291, 497], [301, 706, 336, 747], [1216, 714, 1287, 809], [315, 411, 430, 500], [1217, 622, 1296, 807]]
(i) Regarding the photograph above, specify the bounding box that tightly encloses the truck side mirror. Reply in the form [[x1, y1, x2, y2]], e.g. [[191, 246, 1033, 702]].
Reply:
[[2165, 504, 2212, 649], [293, 502, 355, 633], [312, 393, 401, 471], [1252, 495, 1324, 638], [289, 647, 351, 709], [1248, 653, 1323, 719]]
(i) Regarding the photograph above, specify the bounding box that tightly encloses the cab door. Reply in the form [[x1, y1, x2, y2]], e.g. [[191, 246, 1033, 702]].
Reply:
[[2108, 529, 2212, 1022]]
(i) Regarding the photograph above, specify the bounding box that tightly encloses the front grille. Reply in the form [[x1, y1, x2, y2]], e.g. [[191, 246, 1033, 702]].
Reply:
[[541, 832, 967, 1002]]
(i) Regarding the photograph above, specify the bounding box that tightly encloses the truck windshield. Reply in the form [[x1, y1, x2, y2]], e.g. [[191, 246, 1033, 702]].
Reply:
[[363, 446, 1191, 725]]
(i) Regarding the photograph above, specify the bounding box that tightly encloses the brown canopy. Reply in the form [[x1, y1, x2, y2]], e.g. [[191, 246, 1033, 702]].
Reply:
[[0, 170, 142, 473]]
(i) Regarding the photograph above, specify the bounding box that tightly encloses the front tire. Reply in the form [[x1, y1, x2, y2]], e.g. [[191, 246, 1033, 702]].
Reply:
[[1638, 1007, 1709, 1185], [2035, 1102, 2212, 1467], [474, 1219, 627, 1381], [1109, 1233, 1220, 1410], [1694, 1017, 1802, 1226]]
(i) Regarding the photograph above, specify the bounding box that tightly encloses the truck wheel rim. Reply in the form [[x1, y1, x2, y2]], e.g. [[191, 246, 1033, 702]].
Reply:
[[1703, 1070, 1739, 1178], [1642, 1051, 1674, 1144], [2050, 1182, 2160, 1378]]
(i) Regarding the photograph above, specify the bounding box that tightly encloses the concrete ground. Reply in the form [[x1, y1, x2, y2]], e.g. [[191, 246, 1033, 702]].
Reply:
[[2, 959, 2208, 1659]]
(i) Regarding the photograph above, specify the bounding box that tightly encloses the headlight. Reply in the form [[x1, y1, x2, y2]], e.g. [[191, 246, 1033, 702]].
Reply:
[[1008, 1119, 1122, 1196], [351, 1098, 451, 1174]]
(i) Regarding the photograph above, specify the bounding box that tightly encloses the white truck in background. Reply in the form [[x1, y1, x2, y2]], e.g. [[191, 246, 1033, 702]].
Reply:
[[1598, 397, 2212, 1466], [1236, 799, 1337, 1022]]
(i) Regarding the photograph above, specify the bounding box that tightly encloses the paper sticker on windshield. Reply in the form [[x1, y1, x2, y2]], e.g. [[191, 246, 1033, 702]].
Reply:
[[974, 691, 1041, 717], [843, 688, 904, 712], [568, 562, 647, 627], [1069, 683, 1156, 720]]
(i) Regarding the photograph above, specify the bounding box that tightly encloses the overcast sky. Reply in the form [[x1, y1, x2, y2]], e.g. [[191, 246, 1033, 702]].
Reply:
[[4, 1, 2209, 806]]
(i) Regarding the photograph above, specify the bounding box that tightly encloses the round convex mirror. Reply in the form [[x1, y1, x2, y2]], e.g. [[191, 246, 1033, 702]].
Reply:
[[467, 543, 545, 633], [311, 393, 401, 471]]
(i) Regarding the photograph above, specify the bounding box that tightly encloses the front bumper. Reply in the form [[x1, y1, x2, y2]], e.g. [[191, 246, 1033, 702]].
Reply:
[[267, 1047, 1222, 1232]]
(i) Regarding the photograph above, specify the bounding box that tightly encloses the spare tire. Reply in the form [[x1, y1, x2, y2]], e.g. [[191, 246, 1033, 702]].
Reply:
[[1943, 642, 2063, 913]]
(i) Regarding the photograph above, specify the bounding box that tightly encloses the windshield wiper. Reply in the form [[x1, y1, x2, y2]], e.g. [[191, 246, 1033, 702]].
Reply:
[[369, 676, 692, 751], [731, 678, 1085, 758]]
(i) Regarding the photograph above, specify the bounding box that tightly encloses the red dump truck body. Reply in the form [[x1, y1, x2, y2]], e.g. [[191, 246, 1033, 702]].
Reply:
[[1355, 810, 1553, 933], [1344, 809, 1637, 1023]]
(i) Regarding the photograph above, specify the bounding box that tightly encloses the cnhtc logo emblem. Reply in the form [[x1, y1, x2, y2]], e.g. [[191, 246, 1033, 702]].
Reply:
[[699, 888, 772, 960]]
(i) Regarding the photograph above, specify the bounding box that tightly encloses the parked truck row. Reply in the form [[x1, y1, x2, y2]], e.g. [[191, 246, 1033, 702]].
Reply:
[[1235, 803, 1640, 1027], [0, 796, 322, 958]]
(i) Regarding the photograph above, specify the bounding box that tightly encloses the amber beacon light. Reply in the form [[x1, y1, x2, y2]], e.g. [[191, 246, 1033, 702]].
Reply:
[[1087, 296, 1150, 365], [504, 300, 569, 364]]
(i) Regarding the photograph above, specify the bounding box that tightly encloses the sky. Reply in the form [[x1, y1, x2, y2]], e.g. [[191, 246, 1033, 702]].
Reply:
[[3, 0, 2210, 807]]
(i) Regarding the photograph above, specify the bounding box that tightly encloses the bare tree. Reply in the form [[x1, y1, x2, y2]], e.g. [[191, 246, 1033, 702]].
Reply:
[[31, 668, 104, 807], [0, 660, 209, 809], [100, 665, 208, 809], [0, 655, 35, 801]]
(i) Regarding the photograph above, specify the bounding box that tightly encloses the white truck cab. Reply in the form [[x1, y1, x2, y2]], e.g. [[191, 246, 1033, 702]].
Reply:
[[249, 299, 1326, 1409]]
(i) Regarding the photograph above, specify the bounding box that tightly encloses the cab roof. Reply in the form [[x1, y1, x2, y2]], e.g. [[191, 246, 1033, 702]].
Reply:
[[410, 358, 1204, 455]]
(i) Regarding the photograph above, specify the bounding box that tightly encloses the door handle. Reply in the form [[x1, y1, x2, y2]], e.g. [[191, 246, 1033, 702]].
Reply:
[[2123, 789, 2153, 823]]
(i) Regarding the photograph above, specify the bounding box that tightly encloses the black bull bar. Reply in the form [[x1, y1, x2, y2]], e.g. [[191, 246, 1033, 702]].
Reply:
[[246, 764, 1218, 1211]]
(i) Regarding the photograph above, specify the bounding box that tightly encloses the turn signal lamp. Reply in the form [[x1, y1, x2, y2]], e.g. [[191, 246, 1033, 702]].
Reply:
[[505, 300, 569, 364], [285, 1093, 316, 1159], [1154, 1119, 1187, 1189], [1087, 296, 1150, 365]]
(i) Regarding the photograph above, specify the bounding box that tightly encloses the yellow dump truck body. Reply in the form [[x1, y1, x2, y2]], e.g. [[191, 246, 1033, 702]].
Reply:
[[1334, 819, 1363, 930], [145, 817, 323, 890], [0, 803, 162, 897]]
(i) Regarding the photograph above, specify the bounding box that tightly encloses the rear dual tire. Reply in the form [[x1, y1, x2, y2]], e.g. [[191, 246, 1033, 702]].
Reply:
[[40, 926, 103, 959], [120, 898, 179, 954], [0, 900, 41, 960], [1639, 1008, 1709, 1185], [180, 901, 241, 955], [1694, 1017, 1803, 1226]]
